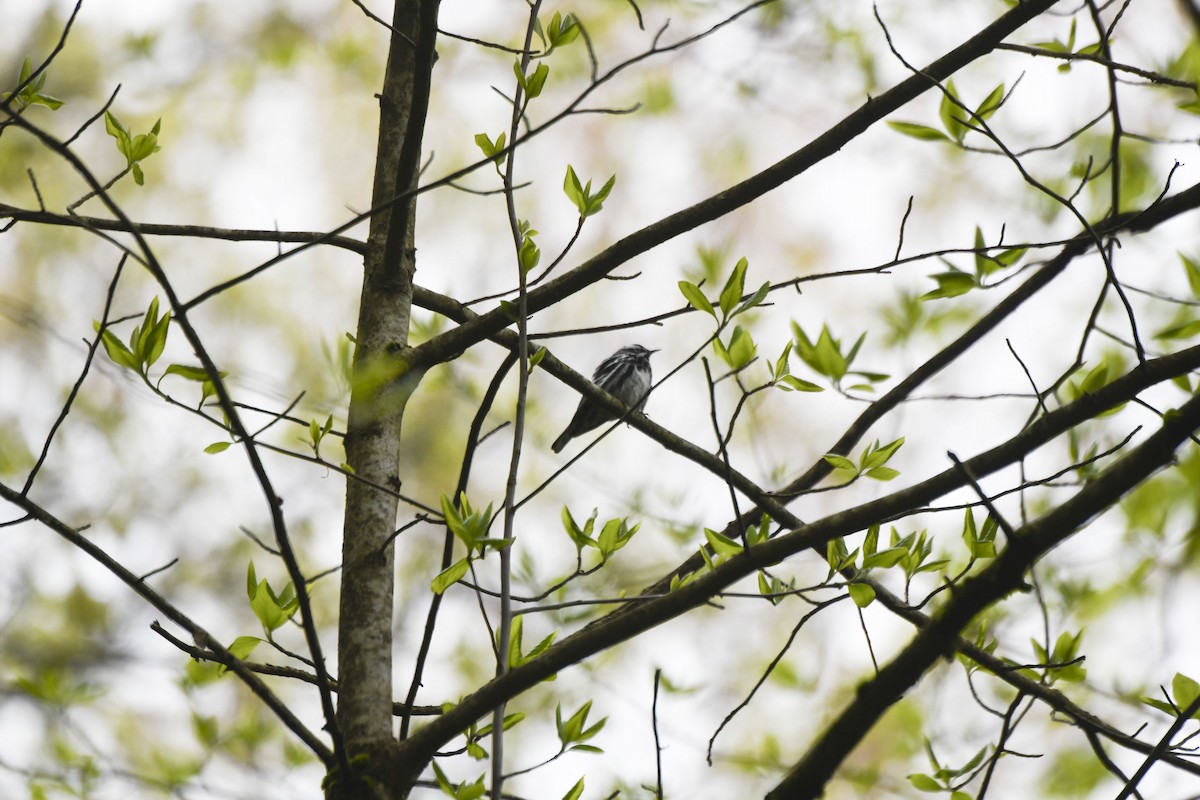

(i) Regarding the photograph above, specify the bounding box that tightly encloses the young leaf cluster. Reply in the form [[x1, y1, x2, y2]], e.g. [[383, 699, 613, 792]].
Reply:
[[563, 165, 616, 219], [94, 298, 226, 425], [473, 131, 507, 171], [1153, 254, 1200, 340], [307, 415, 335, 459], [678, 257, 777, 375], [555, 700, 606, 754], [907, 740, 989, 800], [561, 507, 639, 564], [793, 323, 888, 392], [95, 296, 170, 377], [822, 437, 905, 483], [431, 493, 503, 595], [922, 226, 1028, 300], [888, 78, 1006, 144], [767, 341, 824, 393], [1011, 630, 1087, 685], [2, 57, 64, 112], [503, 616, 556, 670], [216, 562, 300, 675], [962, 509, 998, 560], [1031, 19, 1103, 73], [431, 762, 486, 800], [518, 219, 540, 275], [459, 710, 526, 761], [533, 11, 580, 56], [672, 516, 772, 594], [827, 524, 950, 607], [1142, 672, 1200, 718], [678, 256, 769, 324], [104, 111, 161, 185]]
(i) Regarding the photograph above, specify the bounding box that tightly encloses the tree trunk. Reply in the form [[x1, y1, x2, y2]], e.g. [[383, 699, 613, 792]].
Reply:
[[333, 0, 440, 796]]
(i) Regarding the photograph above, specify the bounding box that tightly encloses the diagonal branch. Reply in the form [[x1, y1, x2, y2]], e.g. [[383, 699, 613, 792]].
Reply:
[[0, 483, 334, 765], [1, 107, 346, 773], [405, 0, 1062, 371], [388, 335, 1200, 774], [765, 389, 1200, 799]]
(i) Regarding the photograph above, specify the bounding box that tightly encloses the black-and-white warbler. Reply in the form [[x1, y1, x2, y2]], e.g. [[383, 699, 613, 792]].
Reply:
[[551, 344, 658, 453]]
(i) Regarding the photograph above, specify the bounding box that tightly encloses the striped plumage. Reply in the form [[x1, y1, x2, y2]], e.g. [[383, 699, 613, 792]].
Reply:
[[551, 344, 657, 453]]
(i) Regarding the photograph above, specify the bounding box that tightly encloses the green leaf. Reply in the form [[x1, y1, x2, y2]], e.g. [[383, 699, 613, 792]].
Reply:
[[1155, 319, 1200, 340], [519, 234, 541, 274], [938, 79, 967, 143], [972, 226, 991, 276], [586, 175, 616, 216], [848, 582, 876, 607], [823, 454, 857, 472], [216, 635, 263, 677], [725, 325, 757, 369], [773, 340, 793, 380], [704, 528, 744, 556], [862, 546, 907, 569], [995, 245, 1027, 267], [227, 635, 261, 662], [887, 121, 949, 141], [98, 328, 140, 371], [862, 437, 905, 469], [1142, 695, 1179, 716], [826, 537, 854, 573], [5, 57, 64, 111], [563, 165, 584, 211], [1174, 672, 1200, 716], [143, 305, 171, 367], [524, 631, 556, 662], [596, 517, 638, 557], [777, 375, 824, 392], [975, 83, 1005, 120], [525, 62, 549, 99], [474, 131, 506, 166], [1078, 362, 1109, 393], [163, 364, 211, 382], [431, 558, 469, 595], [249, 579, 296, 632], [908, 773, 942, 792], [512, 59, 527, 93], [204, 441, 232, 454], [718, 257, 749, 318], [1182, 254, 1200, 300], [560, 777, 585, 800], [506, 616, 525, 669], [431, 762, 453, 795], [561, 506, 595, 551], [679, 281, 716, 317], [922, 270, 976, 300], [863, 525, 879, 556], [474, 132, 496, 158], [528, 346, 547, 371], [732, 280, 771, 319]]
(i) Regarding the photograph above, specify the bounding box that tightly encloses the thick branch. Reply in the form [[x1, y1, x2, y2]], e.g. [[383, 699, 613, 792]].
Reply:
[[389, 337, 1200, 773], [406, 0, 1061, 370], [766, 390, 1200, 799], [335, 0, 441, 778]]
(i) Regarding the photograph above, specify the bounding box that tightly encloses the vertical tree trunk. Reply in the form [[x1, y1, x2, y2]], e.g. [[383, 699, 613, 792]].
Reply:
[[334, 0, 440, 794]]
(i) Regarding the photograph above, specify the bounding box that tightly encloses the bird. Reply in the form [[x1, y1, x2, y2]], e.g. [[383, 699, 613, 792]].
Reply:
[[551, 344, 657, 453]]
